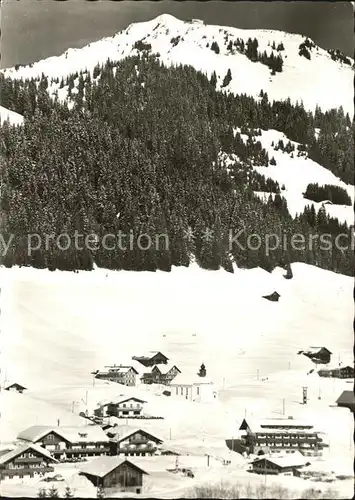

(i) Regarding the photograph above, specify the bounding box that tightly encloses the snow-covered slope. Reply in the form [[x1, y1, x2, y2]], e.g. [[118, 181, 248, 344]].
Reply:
[[1, 14, 353, 116], [0, 105, 24, 126], [221, 128, 354, 225]]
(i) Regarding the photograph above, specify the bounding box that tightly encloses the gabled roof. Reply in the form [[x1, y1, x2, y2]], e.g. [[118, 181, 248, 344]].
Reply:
[[336, 390, 355, 406], [110, 424, 163, 444], [17, 425, 109, 444], [101, 396, 147, 407], [0, 444, 58, 465], [307, 346, 332, 355], [253, 452, 307, 469], [151, 364, 181, 375], [132, 351, 169, 361], [5, 383, 27, 391], [80, 456, 148, 478], [98, 365, 139, 375]]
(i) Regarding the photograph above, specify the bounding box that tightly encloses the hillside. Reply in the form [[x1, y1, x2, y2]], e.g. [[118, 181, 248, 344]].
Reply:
[[0, 14, 353, 277], [2, 14, 354, 116]]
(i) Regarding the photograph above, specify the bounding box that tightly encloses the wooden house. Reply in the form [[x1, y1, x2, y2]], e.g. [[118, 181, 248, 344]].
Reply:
[[0, 444, 58, 481], [318, 365, 354, 379], [141, 364, 181, 385], [234, 417, 326, 456], [298, 347, 332, 365], [95, 397, 147, 418], [93, 365, 139, 386], [336, 390, 355, 413], [107, 425, 163, 456], [251, 452, 308, 476], [132, 351, 169, 368], [4, 383, 27, 394], [80, 457, 148, 493], [17, 425, 110, 461]]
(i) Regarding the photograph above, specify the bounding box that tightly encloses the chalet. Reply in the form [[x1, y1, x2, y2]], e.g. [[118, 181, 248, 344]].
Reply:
[[232, 417, 326, 456], [93, 365, 139, 386], [132, 351, 169, 368], [80, 457, 148, 493], [318, 365, 354, 379], [298, 347, 332, 365], [0, 444, 58, 481], [336, 390, 355, 413], [4, 383, 27, 394], [107, 425, 163, 456], [95, 397, 147, 418], [17, 426, 110, 461], [169, 372, 217, 403], [141, 364, 181, 385], [250, 452, 308, 476]]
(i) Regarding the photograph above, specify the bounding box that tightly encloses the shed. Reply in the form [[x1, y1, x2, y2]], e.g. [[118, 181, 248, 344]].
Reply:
[[79, 457, 148, 492]]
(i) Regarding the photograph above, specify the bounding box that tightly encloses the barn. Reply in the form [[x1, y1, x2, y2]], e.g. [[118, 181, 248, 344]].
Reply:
[[79, 457, 148, 493]]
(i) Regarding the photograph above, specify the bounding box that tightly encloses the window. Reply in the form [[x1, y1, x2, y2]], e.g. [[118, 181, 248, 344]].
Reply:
[[181, 387, 183, 395], [196, 386, 200, 395], [176, 387, 178, 395], [47, 435, 54, 441]]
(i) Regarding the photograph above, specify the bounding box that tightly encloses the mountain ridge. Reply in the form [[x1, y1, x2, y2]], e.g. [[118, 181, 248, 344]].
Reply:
[[1, 14, 354, 116]]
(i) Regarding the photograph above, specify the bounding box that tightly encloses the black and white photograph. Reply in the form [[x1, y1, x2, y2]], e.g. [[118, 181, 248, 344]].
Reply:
[[0, 0, 354, 498]]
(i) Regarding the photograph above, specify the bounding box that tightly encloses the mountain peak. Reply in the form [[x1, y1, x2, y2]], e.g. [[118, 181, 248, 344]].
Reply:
[[1, 15, 353, 116]]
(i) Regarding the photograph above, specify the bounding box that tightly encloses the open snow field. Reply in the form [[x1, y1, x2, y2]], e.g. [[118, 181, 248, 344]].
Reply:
[[0, 263, 353, 497]]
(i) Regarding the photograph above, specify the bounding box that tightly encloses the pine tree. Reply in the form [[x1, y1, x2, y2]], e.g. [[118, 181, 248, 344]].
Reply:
[[221, 69, 232, 88]]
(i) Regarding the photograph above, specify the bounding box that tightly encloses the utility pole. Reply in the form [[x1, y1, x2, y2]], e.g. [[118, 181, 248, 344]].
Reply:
[[282, 398, 285, 416], [169, 428, 172, 440]]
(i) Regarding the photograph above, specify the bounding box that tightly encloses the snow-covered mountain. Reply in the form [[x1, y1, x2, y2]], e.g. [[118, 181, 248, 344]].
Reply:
[[2, 14, 354, 116]]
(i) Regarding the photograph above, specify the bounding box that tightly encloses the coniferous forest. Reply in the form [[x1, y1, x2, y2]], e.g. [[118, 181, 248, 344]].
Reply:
[[0, 54, 353, 275]]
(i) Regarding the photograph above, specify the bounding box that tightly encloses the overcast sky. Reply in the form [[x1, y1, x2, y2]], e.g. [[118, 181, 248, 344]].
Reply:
[[0, 0, 353, 69]]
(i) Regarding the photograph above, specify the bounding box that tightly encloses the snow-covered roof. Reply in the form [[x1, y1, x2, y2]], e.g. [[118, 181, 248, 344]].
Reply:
[[97, 364, 139, 375], [0, 443, 58, 465], [101, 396, 146, 407], [253, 451, 307, 468], [133, 351, 168, 360], [169, 372, 214, 386], [240, 417, 314, 433], [80, 456, 148, 478], [17, 425, 109, 444], [107, 424, 163, 444]]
